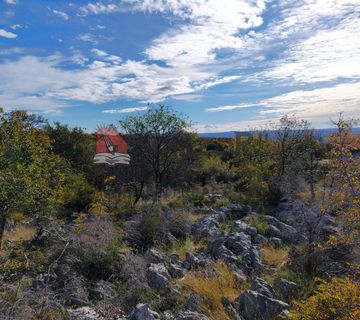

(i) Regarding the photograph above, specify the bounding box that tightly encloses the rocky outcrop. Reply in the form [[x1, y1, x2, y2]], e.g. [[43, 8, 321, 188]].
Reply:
[[276, 198, 337, 241], [274, 277, 299, 302], [236, 290, 289, 320], [206, 232, 262, 272], [128, 304, 160, 320], [168, 263, 185, 278], [263, 215, 298, 243], [236, 277, 289, 320], [69, 307, 104, 320], [191, 205, 252, 239], [250, 277, 276, 298], [147, 263, 170, 291], [174, 311, 210, 320], [233, 221, 257, 238], [90, 280, 117, 301]]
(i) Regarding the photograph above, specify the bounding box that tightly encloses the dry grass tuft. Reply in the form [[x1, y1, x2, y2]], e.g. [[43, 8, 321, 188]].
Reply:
[[3, 224, 37, 242], [261, 244, 289, 269], [166, 238, 205, 260], [179, 261, 247, 320]]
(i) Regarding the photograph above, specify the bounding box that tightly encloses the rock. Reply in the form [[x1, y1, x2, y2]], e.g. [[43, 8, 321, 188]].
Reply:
[[169, 253, 180, 264], [264, 215, 297, 243], [182, 252, 199, 270], [174, 311, 210, 320], [128, 303, 160, 320], [276, 199, 337, 242], [168, 264, 185, 279], [222, 297, 243, 320], [233, 221, 257, 237], [163, 311, 175, 320], [191, 215, 219, 238], [250, 277, 275, 299], [228, 204, 252, 219], [269, 237, 282, 248], [228, 264, 247, 283], [69, 307, 104, 320], [147, 263, 170, 291], [236, 290, 289, 320], [185, 294, 206, 313], [145, 249, 165, 264], [274, 278, 298, 302], [267, 225, 282, 238], [225, 232, 252, 255], [254, 234, 267, 246], [206, 232, 262, 272], [249, 247, 262, 270], [90, 280, 117, 301]]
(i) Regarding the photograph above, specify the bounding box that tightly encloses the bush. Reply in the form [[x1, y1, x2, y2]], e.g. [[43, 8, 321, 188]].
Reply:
[[248, 216, 269, 236], [165, 209, 192, 240], [68, 219, 123, 280], [62, 172, 96, 212], [127, 205, 192, 250], [289, 276, 360, 320], [214, 197, 230, 207], [138, 208, 164, 250]]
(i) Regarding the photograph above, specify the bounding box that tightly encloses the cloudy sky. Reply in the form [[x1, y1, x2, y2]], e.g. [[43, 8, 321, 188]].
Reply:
[[0, 0, 359, 132]]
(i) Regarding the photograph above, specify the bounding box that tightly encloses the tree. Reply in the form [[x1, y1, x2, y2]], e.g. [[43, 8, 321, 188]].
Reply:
[[0, 109, 66, 242], [44, 122, 95, 176], [272, 115, 310, 176], [119, 105, 192, 197], [298, 129, 326, 201], [325, 115, 360, 243], [231, 133, 276, 206]]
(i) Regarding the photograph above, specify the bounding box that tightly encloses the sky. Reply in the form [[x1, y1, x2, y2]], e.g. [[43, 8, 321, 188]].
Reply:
[[0, 0, 359, 132]]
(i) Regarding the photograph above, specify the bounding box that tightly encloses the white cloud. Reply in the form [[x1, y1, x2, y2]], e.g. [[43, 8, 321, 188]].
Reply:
[[0, 28, 17, 39], [197, 82, 360, 131], [102, 106, 148, 113], [205, 103, 257, 112], [4, 0, 18, 4], [53, 9, 69, 21], [260, 82, 360, 122], [80, 2, 120, 15], [264, 14, 360, 84], [192, 118, 272, 133], [91, 48, 122, 64], [78, 34, 98, 44], [10, 24, 23, 30], [1, 0, 359, 120]]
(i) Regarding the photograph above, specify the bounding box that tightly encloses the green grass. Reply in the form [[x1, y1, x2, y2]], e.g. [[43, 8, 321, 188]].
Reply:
[[248, 216, 269, 236]]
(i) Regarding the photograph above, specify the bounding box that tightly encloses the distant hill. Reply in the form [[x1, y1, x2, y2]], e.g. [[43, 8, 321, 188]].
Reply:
[[198, 128, 360, 139]]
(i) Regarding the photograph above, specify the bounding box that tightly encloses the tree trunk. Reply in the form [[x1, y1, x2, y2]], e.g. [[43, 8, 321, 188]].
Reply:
[[0, 215, 6, 245]]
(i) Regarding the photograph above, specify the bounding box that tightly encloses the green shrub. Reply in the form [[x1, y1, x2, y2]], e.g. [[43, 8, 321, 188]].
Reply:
[[138, 208, 163, 250], [69, 219, 123, 280], [126, 205, 192, 250], [183, 192, 212, 207], [62, 172, 96, 212], [249, 216, 269, 236], [214, 197, 230, 207]]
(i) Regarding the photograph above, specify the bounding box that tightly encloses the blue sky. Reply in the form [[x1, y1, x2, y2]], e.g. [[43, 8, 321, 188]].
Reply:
[[0, 0, 359, 132]]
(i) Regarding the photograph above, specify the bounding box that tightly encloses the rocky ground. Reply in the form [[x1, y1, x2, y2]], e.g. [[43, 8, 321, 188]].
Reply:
[[0, 198, 339, 320]]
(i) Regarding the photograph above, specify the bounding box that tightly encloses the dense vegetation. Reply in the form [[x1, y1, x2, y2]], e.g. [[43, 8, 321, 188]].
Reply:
[[0, 106, 359, 320]]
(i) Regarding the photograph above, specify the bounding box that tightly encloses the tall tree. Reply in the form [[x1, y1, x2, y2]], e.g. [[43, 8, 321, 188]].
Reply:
[[119, 105, 191, 197], [44, 122, 95, 175], [272, 115, 310, 176], [0, 109, 66, 242]]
